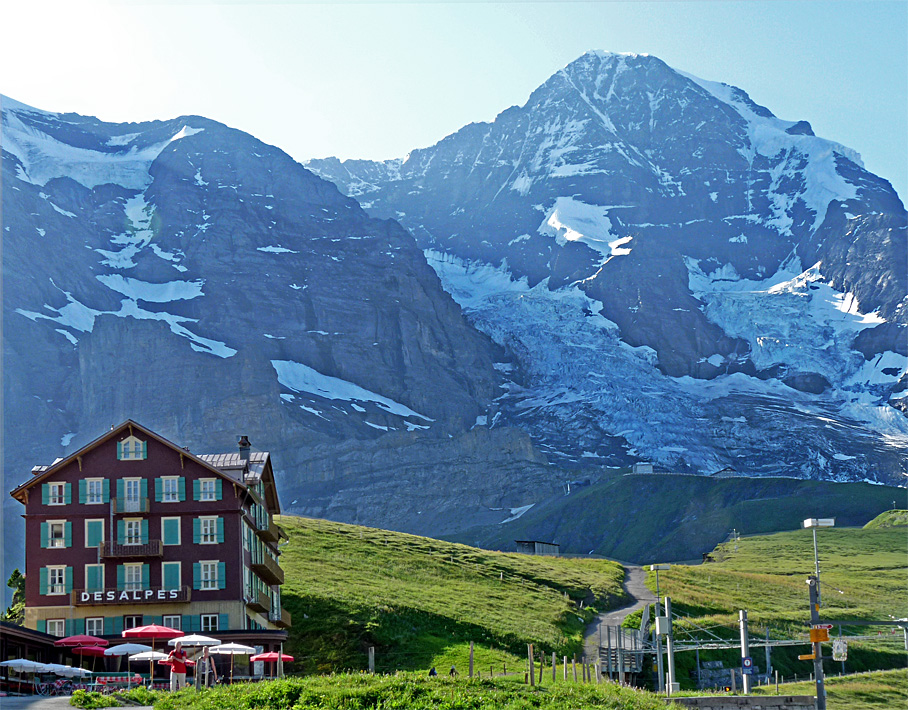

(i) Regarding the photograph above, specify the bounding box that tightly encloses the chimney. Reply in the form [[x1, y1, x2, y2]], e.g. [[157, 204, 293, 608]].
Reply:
[[238, 435, 251, 460]]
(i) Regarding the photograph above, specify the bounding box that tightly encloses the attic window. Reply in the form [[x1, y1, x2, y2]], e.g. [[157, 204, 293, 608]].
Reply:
[[117, 436, 147, 461]]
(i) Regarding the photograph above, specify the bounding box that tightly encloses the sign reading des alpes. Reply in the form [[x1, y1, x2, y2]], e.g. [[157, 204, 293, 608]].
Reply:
[[72, 586, 191, 605]]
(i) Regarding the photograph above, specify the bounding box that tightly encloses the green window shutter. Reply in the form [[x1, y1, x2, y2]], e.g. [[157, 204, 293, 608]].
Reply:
[[163, 518, 178, 545], [37, 619, 47, 633], [117, 441, 123, 459], [64, 567, 73, 594], [73, 618, 85, 635], [102, 479, 110, 503], [116, 479, 124, 501], [140, 479, 148, 500], [141, 441, 147, 459], [65, 619, 73, 637], [113, 617, 123, 635], [86, 566, 99, 592], [141, 564, 150, 589], [178, 477, 186, 502], [193, 563, 201, 591], [163, 564, 179, 590], [217, 562, 226, 590], [64, 483, 72, 505], [193, 479, 201, 501], [40, 522, 49, 549], [39, 568, 48, 595], [155, 478, 163, 503], [117, 520, 125, 545], [216, 517, 225, 543], [142, 614, 152, 625], [104, 617, 114, 635], [79, 480, 87, 504], [87, 520, 103, 548], [117, 565, 125, 591], [64, 521, 72, 548], [214, 479, 222, 501], [141, 520, 149, 544], [182, 614, 192, 632], [193, 518, 201, 544], [42, 484, 49, 505], [218, 613, 229, 631]]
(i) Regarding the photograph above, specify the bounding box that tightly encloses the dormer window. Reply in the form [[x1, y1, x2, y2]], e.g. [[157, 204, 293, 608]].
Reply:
[[117, 436, 147, 461]]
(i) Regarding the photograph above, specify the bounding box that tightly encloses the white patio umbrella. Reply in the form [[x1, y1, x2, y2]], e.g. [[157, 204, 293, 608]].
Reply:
[[105, 644, 152, 687], [0, 659, 50, 694], [210, 643, 255, 684], [168, 634, 221, 647], [129, 651, 168, 687]]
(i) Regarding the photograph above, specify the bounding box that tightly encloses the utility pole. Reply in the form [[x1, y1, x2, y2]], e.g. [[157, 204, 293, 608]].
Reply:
[[808, 576, 827, 710], [665, 596, 679, 695], [651, 564, 669, 692], [739, 610, 752, 694]]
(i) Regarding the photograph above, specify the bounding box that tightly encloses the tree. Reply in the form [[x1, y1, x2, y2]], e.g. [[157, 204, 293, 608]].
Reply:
[[1, 569, 25, 625]]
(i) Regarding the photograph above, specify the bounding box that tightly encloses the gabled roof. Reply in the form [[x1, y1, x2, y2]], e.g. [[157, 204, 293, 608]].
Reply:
[[10, 420, 249, 503], [198, 451, 280, 513]]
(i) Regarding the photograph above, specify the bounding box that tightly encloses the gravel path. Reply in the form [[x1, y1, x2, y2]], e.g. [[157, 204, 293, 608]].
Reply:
[[583, 565, 656, 659]]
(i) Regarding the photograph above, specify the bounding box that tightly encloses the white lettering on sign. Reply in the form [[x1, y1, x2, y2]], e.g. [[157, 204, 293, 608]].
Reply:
[[74, 587, 188, 605]]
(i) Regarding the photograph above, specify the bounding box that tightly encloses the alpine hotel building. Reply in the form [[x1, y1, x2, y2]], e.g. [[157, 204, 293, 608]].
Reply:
[[9, 421, 290, 650]]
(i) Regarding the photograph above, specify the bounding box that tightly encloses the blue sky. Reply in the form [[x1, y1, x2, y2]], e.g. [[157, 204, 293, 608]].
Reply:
[[3, 1, 906, 200]]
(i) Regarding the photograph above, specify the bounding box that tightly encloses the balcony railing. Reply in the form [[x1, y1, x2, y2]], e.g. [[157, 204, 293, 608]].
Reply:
[[112, 497, 150, 514], [250, 555, 284, 585], [255, 519, 280, 543], [100, 540, 163, 558], [245, 589, 271, 613], [269, 606, 292, 628]]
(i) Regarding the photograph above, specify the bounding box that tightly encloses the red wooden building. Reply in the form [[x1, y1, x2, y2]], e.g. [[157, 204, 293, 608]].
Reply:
[[9, 421, 290, 652]]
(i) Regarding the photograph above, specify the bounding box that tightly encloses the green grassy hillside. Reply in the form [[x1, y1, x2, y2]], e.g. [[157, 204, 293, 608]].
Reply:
[[450, 474, 903, 562], [752, 669, 907, 710], [645, 525, 908, 687], [276, 516, 625, 674], [863, 509, 908, 528]]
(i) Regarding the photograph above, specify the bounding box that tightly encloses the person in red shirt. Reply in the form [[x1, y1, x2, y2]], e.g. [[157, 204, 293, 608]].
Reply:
[[168, 641, 189, 690]]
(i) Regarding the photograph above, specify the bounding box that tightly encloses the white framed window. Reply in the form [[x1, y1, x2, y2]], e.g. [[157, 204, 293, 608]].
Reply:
[[85, 618, 104, 636], [162, 615, 181, 630], [162, 561, 181, 590], [124, 519, 143, 545], [123, 564, 142, 591], [48, 566, 67, 595], [85, 479, 105, 504], [162, 517, 181, 546], [48, 482, 66, 506], [46, 619, 65, 637], [200, 561, 218, 590], [161, 477, 180, 503], [85, 564, 105, 592], [123, 615, 142, 630], [85, 519, 105, 548], [48, 521, 66, 548], [200, 614, 219, 632], [124, 478, 141, 503], [199, 479, 217, 501], [118, 436, 146, 461], [200, 517, 218, 544]]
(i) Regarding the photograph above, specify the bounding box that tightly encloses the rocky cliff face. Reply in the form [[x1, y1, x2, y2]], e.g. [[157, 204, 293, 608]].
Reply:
[[1, 98, 553, 578], [308, 51, 908, 480]]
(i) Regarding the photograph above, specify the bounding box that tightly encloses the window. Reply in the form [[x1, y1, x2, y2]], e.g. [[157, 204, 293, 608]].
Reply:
[[123, 615, 142, 630], [162, 615, 181, 630], [200, 561, 218, 590], [162, 517, 181, 546], [200, 517, 218, 544], [85, 479, 105, 504], [48, 566, 67, 595], [47, 521, 67, 548], [123, 564, 142, 591], [161, 477, 180, 503], [85, 618, 104, 636], [200, 614, 219, 632], [124, 478, 141, 503], [46, 619, 65, 637], [124, 519, 143, 545], [85, 564, 104, 592], [199, 479, 217, 501], [117, 436, 146, 461], [48, 482, 65, 505], [162, 562, 181, 590], [85, 519, 105, 548]]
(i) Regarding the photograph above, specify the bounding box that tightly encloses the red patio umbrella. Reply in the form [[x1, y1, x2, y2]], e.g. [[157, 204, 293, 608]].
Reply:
[[249, 652, 294, 678], [54, 635, 109, 648], [72, 646, 107, 674], [122, 625, 182, 686]]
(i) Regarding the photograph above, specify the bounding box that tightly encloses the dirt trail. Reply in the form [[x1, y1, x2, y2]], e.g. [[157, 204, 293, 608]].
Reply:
[[583, 565, 656, 658]]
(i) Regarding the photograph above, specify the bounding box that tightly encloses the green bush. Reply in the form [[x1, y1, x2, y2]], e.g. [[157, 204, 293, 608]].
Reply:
[[116, 686, 159, 705], [70, 689, 120, 708]]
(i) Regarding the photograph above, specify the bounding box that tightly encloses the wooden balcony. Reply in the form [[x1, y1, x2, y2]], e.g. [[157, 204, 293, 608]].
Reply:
[[269, 606, 292, 628], [255, 519, 281, 543], [245, 589, 271, 613], [250, 555, 284, 585], [112, 497, 150, 514], [100, 540, 163, 558]]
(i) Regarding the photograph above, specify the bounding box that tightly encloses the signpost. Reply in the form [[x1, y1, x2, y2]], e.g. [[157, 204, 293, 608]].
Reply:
[[741, 657, 754, 676], [832, 639, 847, 662]]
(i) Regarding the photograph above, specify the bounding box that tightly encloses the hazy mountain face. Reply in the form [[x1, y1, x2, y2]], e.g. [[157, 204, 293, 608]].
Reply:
[[307, 51, 908, 479]]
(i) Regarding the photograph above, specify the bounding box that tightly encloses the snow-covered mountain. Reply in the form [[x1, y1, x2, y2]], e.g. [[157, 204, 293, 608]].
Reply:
[[308, 51, 908, 481]]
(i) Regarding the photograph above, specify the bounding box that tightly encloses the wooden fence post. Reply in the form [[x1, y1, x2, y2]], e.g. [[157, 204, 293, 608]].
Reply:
[[572, 654, 577, 682], [538, 651, 544, 684], [528, 644, 535, 687], [368, 647, 375, 674], [469, 641, 474, 679], [552, 652, 556, 682], [563, 655, 567, 681]]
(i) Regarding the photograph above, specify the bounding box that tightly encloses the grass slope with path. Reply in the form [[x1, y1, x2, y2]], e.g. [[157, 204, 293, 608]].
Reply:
[[642, 511, 908, 688], [276, 516, 626, 674]]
